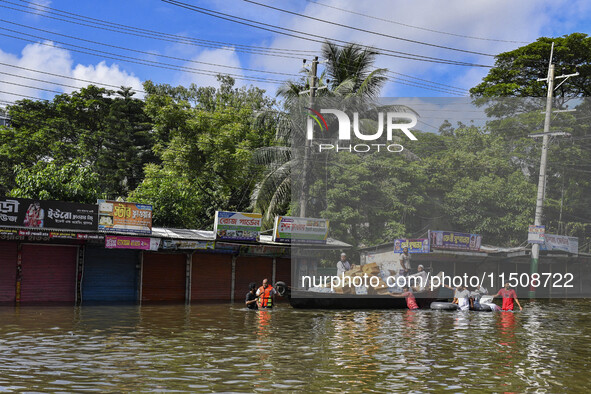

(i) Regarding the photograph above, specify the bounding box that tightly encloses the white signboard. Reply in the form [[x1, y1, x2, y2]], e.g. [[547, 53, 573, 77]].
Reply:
[[528, 225, 545, 244], [272, 216, 329, 244], [541, 234, 578, 254], [214, 211, 262, 241]]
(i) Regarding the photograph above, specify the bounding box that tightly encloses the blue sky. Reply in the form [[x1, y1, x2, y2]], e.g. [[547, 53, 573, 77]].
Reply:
[[0, 0, 590, 106]]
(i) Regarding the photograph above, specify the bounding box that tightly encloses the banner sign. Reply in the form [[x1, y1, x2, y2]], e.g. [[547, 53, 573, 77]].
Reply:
[[394, 238, 430, 253], [98, 200, 153, 234], [0, 197, 98, 230], [214, 211, 262, 241], [161, 239, 215, 250], [0, 227, 103, 243], [105, 235, 160, 250], [528, 225, 545, 244], [541, 234, 578, 254], [272, 216, 329, 244], [429, 230, 482, 251], [240, 245, 288, 257]]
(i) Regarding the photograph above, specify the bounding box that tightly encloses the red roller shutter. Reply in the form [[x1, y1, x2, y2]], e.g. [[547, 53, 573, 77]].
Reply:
[[142, 252, 186, 302], [20, 244, 77, 303], [0, 241, 17, 303], [191, 253, 233, 301], [275, 258, 292, 288], [234, 256, 273, 301]]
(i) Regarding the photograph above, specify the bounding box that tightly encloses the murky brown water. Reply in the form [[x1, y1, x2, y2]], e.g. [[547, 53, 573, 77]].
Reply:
[[0, 300, 590, 392]]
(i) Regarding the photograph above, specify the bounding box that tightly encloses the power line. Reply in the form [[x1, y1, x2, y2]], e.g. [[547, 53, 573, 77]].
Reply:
[[0, 89, 48, 100], [243, 0, 496, 57], [1, 0, 476, 95], [0, 62, 145, 93], [305, 0, 529, 44], [0, 69, 133, 94], [388, 71, 469, 92], [0, 19, 300, 79], [0, 79, 63, 94], [0, 29, 286, 85], [1, 0, 314, 58], [161, 0, 493, 68]]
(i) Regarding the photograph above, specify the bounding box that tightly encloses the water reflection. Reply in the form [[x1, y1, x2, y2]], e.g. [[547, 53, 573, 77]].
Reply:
[[0, 301, 590, 392]]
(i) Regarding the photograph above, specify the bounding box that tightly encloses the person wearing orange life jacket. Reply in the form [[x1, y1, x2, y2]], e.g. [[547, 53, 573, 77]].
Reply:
[[256, 278, 277, 308]]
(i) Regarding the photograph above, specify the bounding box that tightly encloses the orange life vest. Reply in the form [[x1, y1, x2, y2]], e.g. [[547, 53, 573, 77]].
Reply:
[[258, 285, 274, 308]]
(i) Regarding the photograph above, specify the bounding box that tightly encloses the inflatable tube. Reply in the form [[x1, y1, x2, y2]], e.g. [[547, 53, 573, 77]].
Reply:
[[274, 281, 287, 297], [471, 304, 492, 312], [430, 302, 458, 311]]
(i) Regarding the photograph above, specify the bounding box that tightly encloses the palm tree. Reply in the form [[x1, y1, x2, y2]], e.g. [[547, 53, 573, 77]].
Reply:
[[251, 42, 389, 226]]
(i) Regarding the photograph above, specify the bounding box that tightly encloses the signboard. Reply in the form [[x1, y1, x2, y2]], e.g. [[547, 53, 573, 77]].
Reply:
[[0, 197, 98, 230], [105, 235, 160, 250], [240, 245, 288, 257], [0, 228, 103, 243], [428, 230, 482, 251], [98, 200, 153, 234], [272, 216, 329, 244], [214, 211, 262, 241], [541, 234, 578, 254], [528, 225, 545, 244], [394, 238, 430, 253], [161, 239, 215, 250]]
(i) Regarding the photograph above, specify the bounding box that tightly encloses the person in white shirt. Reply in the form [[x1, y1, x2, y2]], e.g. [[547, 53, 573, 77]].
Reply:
[[445, 284, 470, 311], [409, 264, 429, 291], [336, 252, 351, 276]]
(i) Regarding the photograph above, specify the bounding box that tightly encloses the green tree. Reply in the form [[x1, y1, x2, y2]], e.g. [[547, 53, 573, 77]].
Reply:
[[0, 85, 154, 198], [470, 33, 591, 248], [130, 76, 277, 228], [9, 160, 101, 203], [253, 42, 389, 225], [470, 33, 591, 99]]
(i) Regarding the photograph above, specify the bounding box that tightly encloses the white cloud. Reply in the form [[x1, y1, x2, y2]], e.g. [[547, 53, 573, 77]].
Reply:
[[176, 47, 245, 89], [242, 0, 588, 98], [28, 0, 52, 15], [72, 61, 143, 96], [0, 41, 143, 104]]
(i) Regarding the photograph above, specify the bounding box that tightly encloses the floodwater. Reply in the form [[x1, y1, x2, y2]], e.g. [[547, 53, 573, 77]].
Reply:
[[0, 300, 590, 392]]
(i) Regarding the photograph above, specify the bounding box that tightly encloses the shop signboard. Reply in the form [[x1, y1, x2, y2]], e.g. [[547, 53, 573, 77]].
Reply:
[[213, 211, 262, 241], [393, 238, 430, 253], [428, 230, 482, 251], [98, 200, 153, 234], [0, 197, 97, 230], [273, 216, 329, 244]]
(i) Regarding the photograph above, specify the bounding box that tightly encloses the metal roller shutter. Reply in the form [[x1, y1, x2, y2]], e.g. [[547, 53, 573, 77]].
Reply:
[[142, 252, 186, 302], [20, 244, 77, 303], [234, 256, 273, 301], [275, 258, 292, 287], [191, 253, 233, 301], [0, 241, 17, 303], [82, 247, 139, 302]]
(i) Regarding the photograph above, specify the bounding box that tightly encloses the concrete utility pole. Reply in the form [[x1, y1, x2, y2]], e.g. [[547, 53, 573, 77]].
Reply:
[[529, 42, 578, 298], [299, 56, 319, 217]]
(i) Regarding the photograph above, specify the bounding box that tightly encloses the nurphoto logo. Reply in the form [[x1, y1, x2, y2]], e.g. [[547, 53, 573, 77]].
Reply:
[[305, 108, 418, 153]]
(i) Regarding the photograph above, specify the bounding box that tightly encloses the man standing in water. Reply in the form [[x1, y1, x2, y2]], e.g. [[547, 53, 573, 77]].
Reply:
[[256, 278, 276, 309], [492, 282, 523, 311], [245, 282, 258, 310]]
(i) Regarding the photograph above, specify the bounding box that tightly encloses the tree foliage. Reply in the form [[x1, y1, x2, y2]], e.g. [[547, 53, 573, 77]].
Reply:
[[0, 85, 154, 197], [130, 76, 277, 228]]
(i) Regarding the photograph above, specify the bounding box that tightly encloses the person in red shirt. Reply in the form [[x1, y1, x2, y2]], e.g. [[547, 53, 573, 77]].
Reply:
[[391, 286, 419, 310], [492, 282, 523, 311]]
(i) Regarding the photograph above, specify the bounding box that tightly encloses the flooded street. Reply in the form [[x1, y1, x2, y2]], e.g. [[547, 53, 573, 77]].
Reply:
[[0, 300, 590, 392]]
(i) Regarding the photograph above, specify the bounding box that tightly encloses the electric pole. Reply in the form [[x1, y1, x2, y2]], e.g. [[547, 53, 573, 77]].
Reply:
[[299, 56, 319, 217], [529, 42, 578, 298]]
